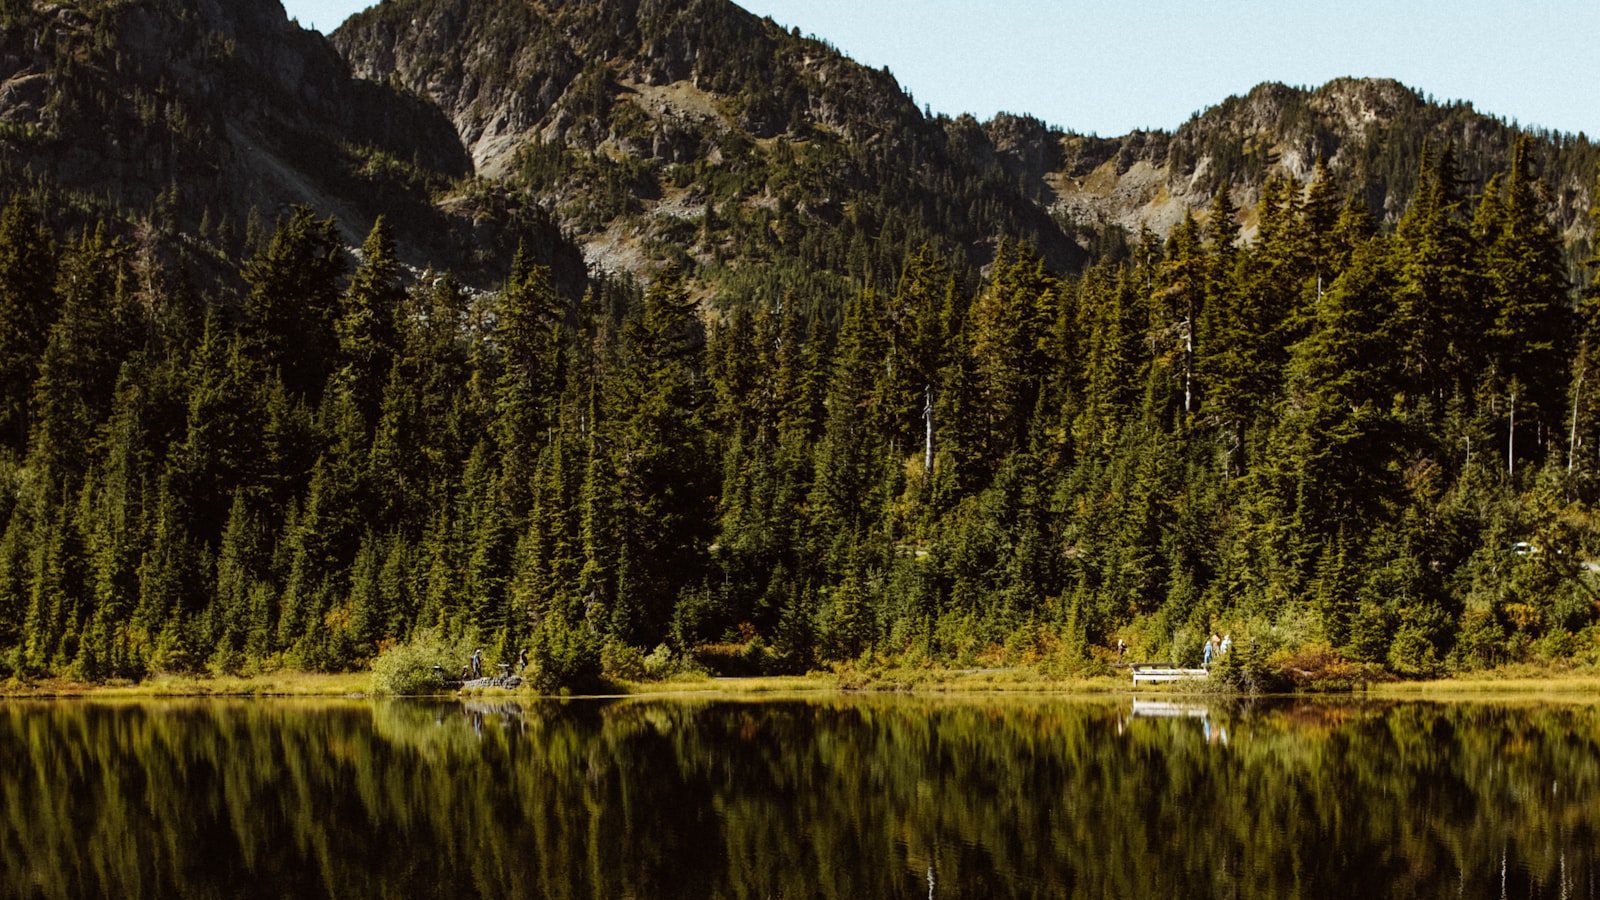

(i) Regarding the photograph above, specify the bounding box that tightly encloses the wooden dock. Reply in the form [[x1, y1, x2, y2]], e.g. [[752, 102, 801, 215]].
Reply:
[[1130, 663, 1208, 685], [1130, 699, 1209, 718]]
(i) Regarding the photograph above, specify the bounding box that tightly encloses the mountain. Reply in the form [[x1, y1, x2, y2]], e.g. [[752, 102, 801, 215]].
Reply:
[[3, 0, 1600, 688], [332, 0, 1599, 285], [1, 0, 1592, 291], [331, 0, 1088, 288], [0, 0, 583, 286], [1006, 77, 1599, 245]]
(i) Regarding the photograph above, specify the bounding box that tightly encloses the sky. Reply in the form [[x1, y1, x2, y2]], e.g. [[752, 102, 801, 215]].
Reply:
[[282, 0, 1600, 138]]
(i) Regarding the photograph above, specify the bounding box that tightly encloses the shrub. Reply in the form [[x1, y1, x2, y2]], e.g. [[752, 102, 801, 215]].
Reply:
[[1207, 623, 1289, 693], [1267, 642, 1385, 691], [670, 585, 733, 649], [601, 640, 646, 681], [372, 630, 466, 695], [149, 617, 203, 675], [528, 615, 603, 694], [1531, 629, 1577, 662], [643, 643, 706, 680], [1387, 625, 1443, 678], [1578, 626, 1600, 667], [209, 639, 248, 678], [691, 638, 780, 676], [1450, 607, 1506, 671]]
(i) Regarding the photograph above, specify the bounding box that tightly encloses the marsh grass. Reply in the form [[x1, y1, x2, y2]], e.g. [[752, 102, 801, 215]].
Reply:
[[1372, 663, 1600, 699], [0, 671, 371, 698], [8, 662, 1600, 701]]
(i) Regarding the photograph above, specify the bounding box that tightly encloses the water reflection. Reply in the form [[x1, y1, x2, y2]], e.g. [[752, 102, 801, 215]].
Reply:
[[1, 695, 1596, 898]]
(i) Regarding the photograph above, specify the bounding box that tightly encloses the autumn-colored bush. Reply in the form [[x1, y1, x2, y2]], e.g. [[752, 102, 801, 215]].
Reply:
[[1269, 642, 1388, 691]]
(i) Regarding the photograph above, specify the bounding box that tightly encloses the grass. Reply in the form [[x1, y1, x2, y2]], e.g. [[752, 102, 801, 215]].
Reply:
[[459, 668, 1143, 699], [5, 662, 1600, 701], [837, 666, 1129, 694], [1369, 663, 1600, 700], [0, 671, 371, 698]]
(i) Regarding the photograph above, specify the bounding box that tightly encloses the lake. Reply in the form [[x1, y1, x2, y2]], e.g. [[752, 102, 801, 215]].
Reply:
[[1, 694, 1596, 898]]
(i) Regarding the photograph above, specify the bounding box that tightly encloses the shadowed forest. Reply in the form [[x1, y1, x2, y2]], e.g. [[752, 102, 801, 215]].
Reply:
[[2, 139, 1600, 685]]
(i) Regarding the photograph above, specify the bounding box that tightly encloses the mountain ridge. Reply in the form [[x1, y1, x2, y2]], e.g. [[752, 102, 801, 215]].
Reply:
[[331, 0, 1597, 283], [0, 0, 1593, 290]]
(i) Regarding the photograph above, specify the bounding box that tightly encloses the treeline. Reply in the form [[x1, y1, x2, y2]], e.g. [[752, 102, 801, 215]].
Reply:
[[1, 136, 1598, 682]]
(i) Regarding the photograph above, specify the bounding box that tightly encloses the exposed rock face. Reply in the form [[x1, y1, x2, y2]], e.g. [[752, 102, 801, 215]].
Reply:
[[1034, 78, 1594, 240], [332, 0, 1085, 276], [0, 0, 1591, 292], [335, 1, 1595, 281]]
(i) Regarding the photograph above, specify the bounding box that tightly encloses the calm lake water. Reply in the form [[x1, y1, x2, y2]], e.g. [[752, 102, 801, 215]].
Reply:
[[1, 695, 1596, 898]]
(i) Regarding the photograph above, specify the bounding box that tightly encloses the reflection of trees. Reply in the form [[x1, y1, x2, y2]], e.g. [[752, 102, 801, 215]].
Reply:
[[0, 698, 1595, 898]]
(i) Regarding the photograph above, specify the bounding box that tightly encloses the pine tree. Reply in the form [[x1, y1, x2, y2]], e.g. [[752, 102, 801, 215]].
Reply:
[[810, 288, 887, 567], [241, 207, 344, 401], [0, 195, 57, 449], [336, 217, 402, 422], [1393, 143, 1484, 408], [30, 228, 134, 477], [493, 253, 564, 521], [1483, 136, 1571, 436], [607, 270, 714, 644], [1269, 240, 1404, 541]]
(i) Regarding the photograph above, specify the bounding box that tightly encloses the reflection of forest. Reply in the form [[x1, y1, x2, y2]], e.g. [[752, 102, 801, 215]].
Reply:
[[1, 697, 1596, 898]]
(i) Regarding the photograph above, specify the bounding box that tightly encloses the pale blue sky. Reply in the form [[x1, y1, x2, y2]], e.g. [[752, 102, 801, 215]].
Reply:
[[283, 0, 1600, 138]]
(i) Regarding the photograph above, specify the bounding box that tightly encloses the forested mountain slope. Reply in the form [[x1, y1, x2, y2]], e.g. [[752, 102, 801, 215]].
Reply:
[[0, 0, 1598, 688], [331, 0, 1087, 288], [0, 0, 583, 286], [334, 0, 1598, 287], [1027, 78, 1598, 249]]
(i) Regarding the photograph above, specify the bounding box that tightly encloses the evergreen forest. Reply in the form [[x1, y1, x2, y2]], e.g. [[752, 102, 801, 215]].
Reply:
[[3, 138, 1600, 687]]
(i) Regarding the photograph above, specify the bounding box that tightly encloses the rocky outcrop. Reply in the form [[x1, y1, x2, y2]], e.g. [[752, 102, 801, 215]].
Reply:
[[0, 0, 578, 286], [1033, 78, 1595, 239], [333, 0, 1595, 282], [0, 0, 1590, 293]]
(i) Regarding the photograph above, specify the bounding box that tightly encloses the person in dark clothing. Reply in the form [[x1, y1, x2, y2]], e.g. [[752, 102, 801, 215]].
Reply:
[[470, 648, 483, 679], [516, 648, 529, 672]]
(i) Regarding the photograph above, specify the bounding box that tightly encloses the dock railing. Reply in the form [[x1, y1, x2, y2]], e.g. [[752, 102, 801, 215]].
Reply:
[[1129, 662, 1209, 684]]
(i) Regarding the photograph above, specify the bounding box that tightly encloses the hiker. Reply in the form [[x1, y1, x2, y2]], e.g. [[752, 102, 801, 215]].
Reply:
[[1202, 637, 1214, 668], [470, 648, 483, 679], [1115, 638, 1127, 661], [1220, 633, 1233, 656], [516, 648, 529, 672]]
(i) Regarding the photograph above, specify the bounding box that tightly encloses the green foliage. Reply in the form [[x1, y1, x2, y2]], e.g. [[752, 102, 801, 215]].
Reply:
[[1387, 625, 1445, 678], [371, 629, 467, 695], [0, 127, 1597, 689], [642, 642, 706, 680], [600, 639, 646, 681], [528, 613, 603, 693]]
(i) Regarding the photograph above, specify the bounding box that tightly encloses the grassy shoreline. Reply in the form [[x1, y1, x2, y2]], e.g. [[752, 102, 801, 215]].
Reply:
[[0, 672, 374, 699], [5, 664, 1597, 700]]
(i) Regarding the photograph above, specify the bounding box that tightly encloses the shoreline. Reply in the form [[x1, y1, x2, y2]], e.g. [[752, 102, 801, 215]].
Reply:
[[4, 665, 1598, 701]]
